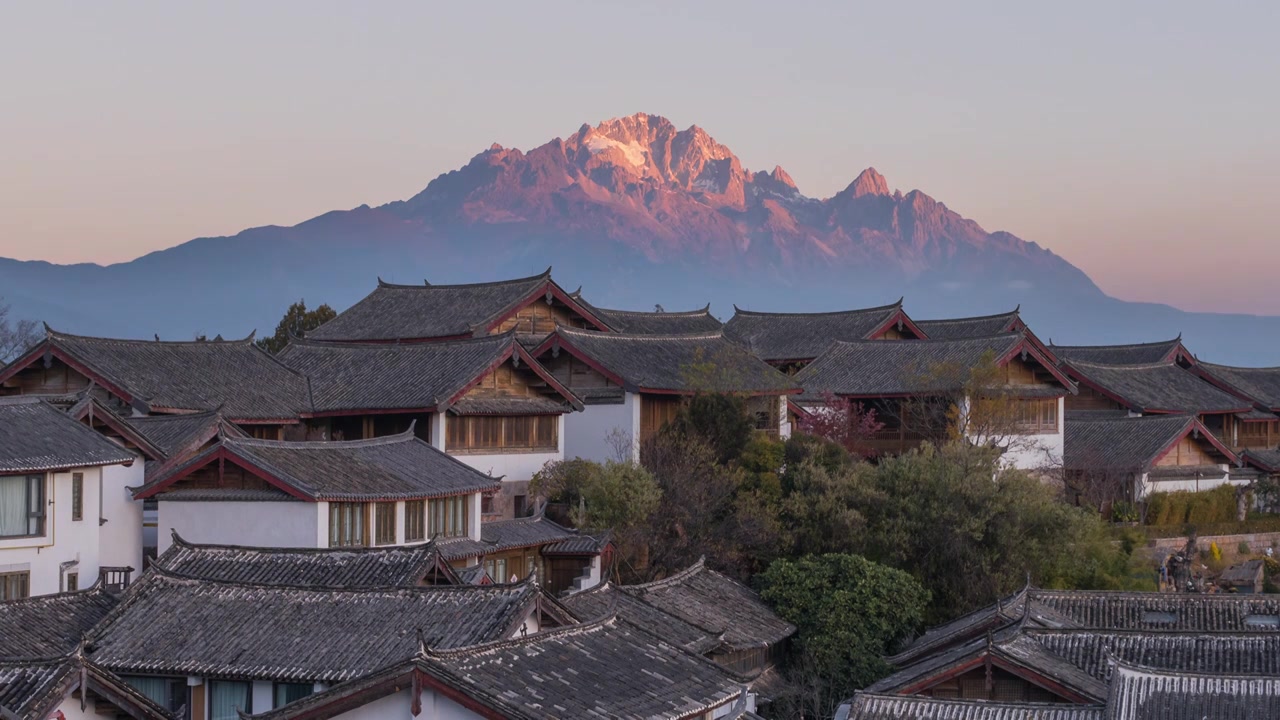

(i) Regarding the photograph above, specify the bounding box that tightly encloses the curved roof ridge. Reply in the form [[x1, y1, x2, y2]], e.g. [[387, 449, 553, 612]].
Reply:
[[1109, 655, 1280, 680], [1063, 358, 1179, 370], [729, 300, 902, 318], [422, 608, 620, 659], [918, 308, 1021, 323], [591, 304, 714, 317], [45, 325, 257, 346], [622, 556, 708, 591], [1050, 337, 1183, 350], [1199, 359, 1280, 372], [122, 408, 221, 423], [223, 424, 420, 450], [165, 529, 435, 556], [145, 560, 537, 596], [282, 329, 516, 350], [554, 324, 724, 342], [377, 267, 552, 290]]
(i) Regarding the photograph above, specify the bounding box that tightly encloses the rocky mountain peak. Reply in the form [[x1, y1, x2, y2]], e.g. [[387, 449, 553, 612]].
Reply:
[[847, 167, 891, 198], [769, 165, 797, 190]]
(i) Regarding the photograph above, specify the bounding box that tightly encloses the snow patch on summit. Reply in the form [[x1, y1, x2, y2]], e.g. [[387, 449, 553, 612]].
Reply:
[[584, 135, 648, 169]]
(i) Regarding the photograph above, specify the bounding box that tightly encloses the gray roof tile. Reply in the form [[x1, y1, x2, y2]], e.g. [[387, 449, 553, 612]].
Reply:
[[309, 269, 608, 342], [0, 587, 119, 660], [278, 333, 577, 413], [1105, 662, 1280, 720], [1064, 414, 1233, 473], [586, 304, 723, 335], [151, 534, 442, 587], [1050, 339, 1189, 366], [724, 301, 916, 362], [1063, 360, 1251, 414], [121, 410, 228, 459], [914, 309, 1022, 340], [795, 333, 1068, 398], [843, 692, 1103, 720], [620, 558, 795, 651], [86, 570, 539, 683], [13, 329, 311, 421], [136, 430, 500, 502], [560, 583, 724, 654], [1197, 362, 1280, 411], [543, 326, 798, 394], [0, 398, 138, 474]]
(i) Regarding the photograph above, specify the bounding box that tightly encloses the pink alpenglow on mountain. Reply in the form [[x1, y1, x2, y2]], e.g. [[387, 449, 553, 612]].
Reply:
[[394, 113, 1078, 282]]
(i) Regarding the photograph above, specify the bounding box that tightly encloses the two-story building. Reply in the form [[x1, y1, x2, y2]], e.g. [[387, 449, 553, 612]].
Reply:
[[0, 328, 313, 440], [131, 428, 500, 557], [0, 398, 143, 598], [533, 326, 800, 463], [276, 332, 581, 519], [792, 332, 1074, 470], [723, 300, 926, 374]]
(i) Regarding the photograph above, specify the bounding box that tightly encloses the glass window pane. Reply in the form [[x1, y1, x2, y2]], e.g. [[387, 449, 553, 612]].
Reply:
[[210, 681, 251, 720]]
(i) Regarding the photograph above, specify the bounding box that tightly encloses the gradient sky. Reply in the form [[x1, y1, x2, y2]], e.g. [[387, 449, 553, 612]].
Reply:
[[1, 1, 1277, 313]]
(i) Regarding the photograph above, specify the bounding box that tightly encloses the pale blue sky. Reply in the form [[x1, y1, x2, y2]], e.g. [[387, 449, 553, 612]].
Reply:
[[1, 1, 1276, 312]]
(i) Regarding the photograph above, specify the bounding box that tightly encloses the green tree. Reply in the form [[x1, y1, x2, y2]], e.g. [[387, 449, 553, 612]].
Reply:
[[530, 458, 660, 532], [845, 442, 1149, 621], [758, 554, 929, 717], [666, 392, 755, 465], [256, 300, 337, 354]]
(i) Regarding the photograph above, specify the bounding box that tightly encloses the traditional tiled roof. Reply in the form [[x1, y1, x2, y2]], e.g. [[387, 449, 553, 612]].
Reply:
[[620, 558, 796, 651], [795, 333, 1071, 399], [1063, 414, 1235, 474], [1028, 629, 1280, 682], [1049, 338, 1190, 367], [277, 332, 579, 413], [868, 626, 1108, 702], [308, 269, 609, 342], [246, 616, 748, 720], [423, 616, 748, 720], [839, 693, 1104, 720], [480, 514, 583, 552], [1105, 661, 1280, 720], [537, 326, 798, 395], [134, 429, 500, 502], [0, 398, 138, 474], [151, 533, 442, 587], [560, 582, 724, 654], [0, 587, 120, 660], [1196, 362, 1280, 411], [121, 410, 231, 459], [434, 536, 494, 562], [1244, 448, 1280, 473], [914, 309, 1023, 340], [723, 300, 923, 362], [1025, 588, 1280, 632], [887, 586, 1029, 667], [85, 570, 540, 683], [0, 328, 311, 422], [1062, 360, 1251, 415], [0, 655, 177, 720], [586, 303, 724, 335]]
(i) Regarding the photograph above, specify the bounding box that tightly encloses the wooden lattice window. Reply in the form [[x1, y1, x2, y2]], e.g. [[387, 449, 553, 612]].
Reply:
[[328, 502, 367, 547], [374, 503, 396, 546], [71, 472, 84, 522], [405, 500, 426, 542]]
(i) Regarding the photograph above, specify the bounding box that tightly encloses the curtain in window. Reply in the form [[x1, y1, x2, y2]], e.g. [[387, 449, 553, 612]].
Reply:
[[274, 683, 312, 708], [0, 476, 27, 536], [123, 677, 171, 708], [209, 681, 250, 720]]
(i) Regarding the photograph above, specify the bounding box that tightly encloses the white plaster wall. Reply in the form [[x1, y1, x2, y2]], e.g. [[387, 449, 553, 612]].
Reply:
[[777, 395, 792, 440], [53, 696, 97, 720], [0, 468, 107, 596], [329, 687, 478, 720], [437, 413, 565, 483], [157, 500, 318, 554], [98, 462, 145, 574], [563, 396, 640, 463], [964, 397, 1066, 473], [1138, 466, 1247, 497]]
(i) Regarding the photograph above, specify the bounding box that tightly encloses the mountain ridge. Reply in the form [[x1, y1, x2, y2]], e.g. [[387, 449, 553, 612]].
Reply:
[[2, 113, 1278, 365]]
